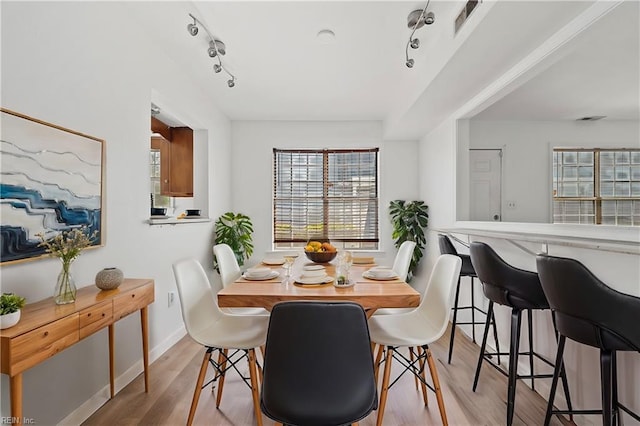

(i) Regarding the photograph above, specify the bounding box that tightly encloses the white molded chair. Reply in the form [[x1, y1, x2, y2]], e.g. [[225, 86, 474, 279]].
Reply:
[[213, 243, 269, 316], [368, 254, 462, 426], [374, 240, 417, 316], [172, 258, 268, 426], [392, 240, 417, 282]]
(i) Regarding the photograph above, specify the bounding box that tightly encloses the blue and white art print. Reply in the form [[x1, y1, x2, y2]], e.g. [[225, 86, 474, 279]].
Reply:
[[1, 109, 104, 264]]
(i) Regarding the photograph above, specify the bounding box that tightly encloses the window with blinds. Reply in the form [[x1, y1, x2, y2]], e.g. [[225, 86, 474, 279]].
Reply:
[[273, 148, 379, 249], [553, 148, 640, 225]]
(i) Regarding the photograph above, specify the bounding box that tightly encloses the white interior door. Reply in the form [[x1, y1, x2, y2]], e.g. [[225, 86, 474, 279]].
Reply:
[[469, 149, 502, 221]]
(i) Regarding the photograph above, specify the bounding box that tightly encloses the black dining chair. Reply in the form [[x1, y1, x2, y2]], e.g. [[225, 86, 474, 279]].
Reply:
[[260, 301, 378, 426], [470, 242, 572, 426], [537, 254, 640, 426], [438, 234, 500, 364]]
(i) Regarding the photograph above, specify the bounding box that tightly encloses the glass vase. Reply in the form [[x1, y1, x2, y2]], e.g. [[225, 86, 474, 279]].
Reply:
[[55, 260, 77, 304]]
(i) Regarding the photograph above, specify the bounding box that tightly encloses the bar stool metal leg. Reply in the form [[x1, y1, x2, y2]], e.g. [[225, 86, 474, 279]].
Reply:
[[601, 349, 614, 426], [472, 301, 494, 392], [506, 309, 523, 426], [527, 309, 535, 392], [491, 309, 501, 366], [447, 277, 462, 364], [470, 277, 476, 343]]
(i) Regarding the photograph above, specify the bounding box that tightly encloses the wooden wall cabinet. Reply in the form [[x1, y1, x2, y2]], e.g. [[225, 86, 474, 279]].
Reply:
[[151, 117, 193, 197]]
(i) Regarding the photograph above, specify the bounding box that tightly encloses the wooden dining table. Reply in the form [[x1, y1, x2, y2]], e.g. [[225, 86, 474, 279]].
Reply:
[[217, 255, 421, 317]]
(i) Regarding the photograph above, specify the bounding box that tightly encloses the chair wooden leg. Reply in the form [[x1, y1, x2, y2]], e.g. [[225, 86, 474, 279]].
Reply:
[[215, 348, 228, 407], [376, 346, 394, 426], [374, 344, 384, 385], [417, 347, 429, 406], [247, 349, 263, 426], [188, 348, 212, 426], [410, 348, 419, 391], [426, 347, 448, 426]]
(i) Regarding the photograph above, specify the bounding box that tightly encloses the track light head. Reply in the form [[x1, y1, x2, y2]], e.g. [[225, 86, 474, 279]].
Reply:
[[187, 23, 198, 36], [213, 64, 222, 73], [425, 11, 435, 25], [227, 79, 235, 88], [406, 59, 415, 68], [410, 38, 420, 49], [208, 40, 226, 57]]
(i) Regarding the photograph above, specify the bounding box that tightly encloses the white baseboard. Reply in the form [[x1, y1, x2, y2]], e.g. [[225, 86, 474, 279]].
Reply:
[[58, 325, 187, 426]]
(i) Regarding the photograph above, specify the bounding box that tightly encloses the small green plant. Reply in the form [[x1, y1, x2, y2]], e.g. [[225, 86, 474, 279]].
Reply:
[[389, 200, 429, 281], [0, 293, 26, 315], [214, 212, 254, 270]]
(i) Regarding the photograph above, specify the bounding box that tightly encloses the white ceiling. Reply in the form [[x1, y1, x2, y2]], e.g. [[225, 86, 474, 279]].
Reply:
[[128, 1, 639, 138], [473, 1, 640, 122]]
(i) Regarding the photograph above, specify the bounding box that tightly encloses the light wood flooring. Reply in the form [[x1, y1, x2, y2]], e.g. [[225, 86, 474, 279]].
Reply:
[[83, 325, 573, 425]]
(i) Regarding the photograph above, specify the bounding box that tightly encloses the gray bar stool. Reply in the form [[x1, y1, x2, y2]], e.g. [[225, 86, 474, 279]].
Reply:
[[537, 254, 640, 426], [470, 242, 573, 426], [438, 234, 500, 364]]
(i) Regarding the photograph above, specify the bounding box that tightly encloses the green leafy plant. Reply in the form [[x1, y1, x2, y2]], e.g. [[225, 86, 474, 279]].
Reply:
[[214, 212, 254, 269], [0, 293, 26, 315], [389, 200, 429, 282]]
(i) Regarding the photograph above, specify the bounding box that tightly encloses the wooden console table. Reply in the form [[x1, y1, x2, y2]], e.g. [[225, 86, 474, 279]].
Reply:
[[0, 278, 154, 422]]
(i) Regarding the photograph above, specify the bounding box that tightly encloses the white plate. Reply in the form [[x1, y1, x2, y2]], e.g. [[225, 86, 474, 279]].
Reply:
[[242, 270, 280, 281], [303, 264, 325, 271], [150, 215, 169, 219], [362, 270, 398, 281], [295, 275, 333, 285], [301, 269, 326, 278], [262, 257, 285, 265], [247, 266, 271, 275]]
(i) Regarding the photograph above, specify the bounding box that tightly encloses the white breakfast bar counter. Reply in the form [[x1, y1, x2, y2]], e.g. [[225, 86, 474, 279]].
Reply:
[[435, 222, 639, 426]]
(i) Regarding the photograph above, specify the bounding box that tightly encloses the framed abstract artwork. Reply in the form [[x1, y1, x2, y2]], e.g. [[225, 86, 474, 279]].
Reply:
[[1, 108, 105, 264]]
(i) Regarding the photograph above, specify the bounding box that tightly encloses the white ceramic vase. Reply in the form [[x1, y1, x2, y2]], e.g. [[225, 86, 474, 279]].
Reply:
[[0, 310, 21, 329]]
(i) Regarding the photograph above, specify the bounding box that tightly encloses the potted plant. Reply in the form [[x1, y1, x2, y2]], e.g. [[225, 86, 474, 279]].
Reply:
[[0, 293, 26, 329], [389, 200, 429, 281], [214, 212, 254, 270]]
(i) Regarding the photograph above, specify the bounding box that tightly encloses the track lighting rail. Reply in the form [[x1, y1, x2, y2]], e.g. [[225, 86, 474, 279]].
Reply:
[[187, 13, 236, 87]]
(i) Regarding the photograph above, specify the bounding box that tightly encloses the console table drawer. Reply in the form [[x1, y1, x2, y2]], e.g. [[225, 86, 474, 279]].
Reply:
[[79, 301, 113, 339], [113, 283, 154, 321], [10, 314, 79, 375]]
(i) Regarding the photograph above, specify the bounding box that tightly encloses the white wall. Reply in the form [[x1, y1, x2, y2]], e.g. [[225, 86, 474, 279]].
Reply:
[[1, 2, 232, 423], [467, 119, 640, 223], [230, 121, 422, 277]]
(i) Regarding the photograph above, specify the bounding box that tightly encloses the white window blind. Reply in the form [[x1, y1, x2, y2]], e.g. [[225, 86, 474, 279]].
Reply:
[[273, 148, 379, 249]]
